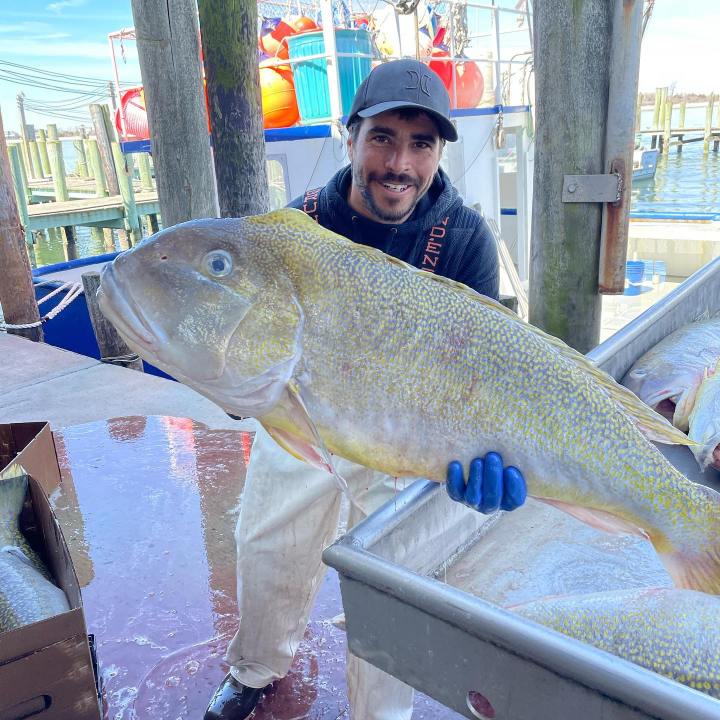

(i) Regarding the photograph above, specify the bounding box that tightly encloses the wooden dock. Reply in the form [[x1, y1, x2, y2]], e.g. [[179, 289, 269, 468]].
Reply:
[[26, 191, 159, 233], [7, 103, 161, 249]]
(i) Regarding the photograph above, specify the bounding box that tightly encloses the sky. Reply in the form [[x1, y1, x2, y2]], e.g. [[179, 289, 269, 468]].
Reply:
[[1, 0, 719, 134]]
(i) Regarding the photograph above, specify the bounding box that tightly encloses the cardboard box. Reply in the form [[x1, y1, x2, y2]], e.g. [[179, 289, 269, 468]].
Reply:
[[0, 422, 101, 720]]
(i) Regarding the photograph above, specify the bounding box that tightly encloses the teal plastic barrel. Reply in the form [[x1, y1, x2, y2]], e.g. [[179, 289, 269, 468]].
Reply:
[[287, 29, 372, 123]]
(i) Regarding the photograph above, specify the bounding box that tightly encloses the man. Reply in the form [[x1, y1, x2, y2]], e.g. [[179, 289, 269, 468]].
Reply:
[[205, 58, 527, 720]]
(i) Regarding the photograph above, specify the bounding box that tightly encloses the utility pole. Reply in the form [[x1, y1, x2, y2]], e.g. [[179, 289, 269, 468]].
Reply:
[[198, 0, 269, 217], [530, 0, 615, 353], [131, 0, 219, 226], [16, 92, 33, 178], [107, 81, 118, 112], [0, 108, 42, 342]]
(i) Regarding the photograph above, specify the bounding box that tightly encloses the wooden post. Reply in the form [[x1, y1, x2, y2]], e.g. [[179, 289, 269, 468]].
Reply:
[[47, 141, 69, 201], [73, 138, 89, 177], [28, 140, 43, 179], [111, 141, 142, 245], [704, 93, 715, 154], [530, 0, 614, 351], [7, 144, 33, 246], [198, 0, 269, 216], [81, 271, 144, 371], [136, 152, 154, 190], [0, 109, 42, 342], [89, 104, 120, 195], [662, 99, 672, 155], [46, 124, 58, 141], [131, 0, 219, 226], [87, 138, 108, 196], [8, 143, 32, 205], [47, 140, 75, 245], [678, 98, 686, 128], [36, 129, 51, 176]]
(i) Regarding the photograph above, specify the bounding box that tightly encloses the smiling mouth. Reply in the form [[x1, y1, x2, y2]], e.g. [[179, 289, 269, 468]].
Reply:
[[382, 181, 410, 193]]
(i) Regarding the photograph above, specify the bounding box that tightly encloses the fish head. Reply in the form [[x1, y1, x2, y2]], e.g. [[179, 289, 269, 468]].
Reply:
[[98, 218, 303, 417], [623, 355, 707, 431]]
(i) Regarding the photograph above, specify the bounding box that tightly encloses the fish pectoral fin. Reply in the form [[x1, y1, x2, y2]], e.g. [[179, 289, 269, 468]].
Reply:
[[260, 383, 359, 510], [261, 423, 332, 472], [535, 498, 649, 538]]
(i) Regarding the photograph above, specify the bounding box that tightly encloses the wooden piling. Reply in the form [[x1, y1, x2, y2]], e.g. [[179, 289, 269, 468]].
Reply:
[[8, 143, 32, 205], [36, 129, 52, 176], [704, 93, 715, 154], [136, 152, 154, 190], [47, 140, 75, 244], [46, 124, 58, 141], [81, 271, 144, 371], [7, 144, 33, 246], [0, 108, 42, 342], [89, 104, 120, 195], [73, 138, 89, 177], [87, 138, 108, 196], [28, 140, 44, 179], [662, 99, 672, 155], [111, 141, 142, 245]]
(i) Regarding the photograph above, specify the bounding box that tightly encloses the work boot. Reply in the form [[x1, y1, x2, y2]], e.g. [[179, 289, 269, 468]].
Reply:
[[203, 673, 267, 720]]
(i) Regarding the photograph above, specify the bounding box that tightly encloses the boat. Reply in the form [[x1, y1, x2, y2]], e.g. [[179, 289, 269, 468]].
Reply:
[[633, 146, 659, 181]]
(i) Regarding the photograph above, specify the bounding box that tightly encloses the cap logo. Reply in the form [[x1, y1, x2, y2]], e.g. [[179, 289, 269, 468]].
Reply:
[[405, 69, 431, 97]]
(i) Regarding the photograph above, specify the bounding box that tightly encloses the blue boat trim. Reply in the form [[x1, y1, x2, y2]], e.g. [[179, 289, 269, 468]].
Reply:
[[451, 104, 531, 117], [33, 252, 123, 277], [501, 208, 518, 216], [265, 125, 333, 141]]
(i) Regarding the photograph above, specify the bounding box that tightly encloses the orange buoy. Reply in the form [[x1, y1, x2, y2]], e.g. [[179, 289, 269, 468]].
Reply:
[[289, 15, 318, 33], [260, 18, 295, 59], [259, 63, 299, 128], [454, 60, 484, 108]]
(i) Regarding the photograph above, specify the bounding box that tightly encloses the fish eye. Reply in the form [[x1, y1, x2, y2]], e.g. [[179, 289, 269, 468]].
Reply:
[[202, 250, 233, 278]]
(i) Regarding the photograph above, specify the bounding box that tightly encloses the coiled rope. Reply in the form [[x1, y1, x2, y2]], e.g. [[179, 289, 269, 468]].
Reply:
[[0, 280, 84, 330]]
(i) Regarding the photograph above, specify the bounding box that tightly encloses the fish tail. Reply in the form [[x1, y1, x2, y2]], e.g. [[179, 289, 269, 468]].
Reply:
[[660, 544, 720, 595]]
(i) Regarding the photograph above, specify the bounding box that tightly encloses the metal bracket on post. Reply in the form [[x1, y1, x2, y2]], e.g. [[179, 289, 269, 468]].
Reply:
[[562, 174, 623, 205]]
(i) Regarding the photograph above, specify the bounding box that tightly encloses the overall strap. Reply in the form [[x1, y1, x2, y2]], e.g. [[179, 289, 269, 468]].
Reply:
[[301, 187, 322, 222], [420, 215, 450, 273]]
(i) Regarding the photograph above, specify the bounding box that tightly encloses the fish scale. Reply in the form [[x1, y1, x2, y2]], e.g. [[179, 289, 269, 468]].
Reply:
[[511, 587, 720, 699], [97, 208, 720, 595]]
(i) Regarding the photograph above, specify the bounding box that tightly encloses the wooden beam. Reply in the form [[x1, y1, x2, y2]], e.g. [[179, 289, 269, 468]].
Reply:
[[81, 271, 143, 371], [198, 0, 269, 216], [0, 108, 42, 342], [131, 0, 218, 225]]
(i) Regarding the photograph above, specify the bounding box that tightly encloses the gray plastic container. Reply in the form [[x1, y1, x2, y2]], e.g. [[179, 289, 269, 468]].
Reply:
[[323, 256, 720, 719]]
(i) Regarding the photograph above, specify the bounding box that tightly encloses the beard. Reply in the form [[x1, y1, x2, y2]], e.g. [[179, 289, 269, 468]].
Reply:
[[353, 165, 422, 223]]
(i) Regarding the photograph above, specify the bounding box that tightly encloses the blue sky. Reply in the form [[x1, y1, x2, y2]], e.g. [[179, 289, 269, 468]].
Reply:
[[1, 0, 719, 133]]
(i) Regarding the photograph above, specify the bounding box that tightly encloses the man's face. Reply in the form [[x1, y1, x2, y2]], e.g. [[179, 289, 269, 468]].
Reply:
[[347, 110, 444, 224]]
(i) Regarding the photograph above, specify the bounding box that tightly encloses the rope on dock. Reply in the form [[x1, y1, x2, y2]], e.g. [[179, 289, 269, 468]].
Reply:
[[0, 281, 84, 330]]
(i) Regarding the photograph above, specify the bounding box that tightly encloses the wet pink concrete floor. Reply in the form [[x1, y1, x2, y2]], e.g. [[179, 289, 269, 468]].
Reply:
[[52, 416, 461, 719]]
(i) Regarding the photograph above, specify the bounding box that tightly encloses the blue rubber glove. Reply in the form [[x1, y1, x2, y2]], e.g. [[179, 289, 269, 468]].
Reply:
[[446, 452, 527, 513]]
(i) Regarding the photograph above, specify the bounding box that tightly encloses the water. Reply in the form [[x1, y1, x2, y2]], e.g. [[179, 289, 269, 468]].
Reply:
[[29, 109, 720, 269], [632, 105, 720, 215]]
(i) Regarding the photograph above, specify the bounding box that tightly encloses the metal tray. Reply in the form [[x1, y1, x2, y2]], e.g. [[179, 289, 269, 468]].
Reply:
[[323, 256, 720, 720]]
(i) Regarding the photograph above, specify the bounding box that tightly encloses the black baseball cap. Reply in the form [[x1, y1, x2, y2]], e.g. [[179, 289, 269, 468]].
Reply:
[[346, 59, 458, 142]]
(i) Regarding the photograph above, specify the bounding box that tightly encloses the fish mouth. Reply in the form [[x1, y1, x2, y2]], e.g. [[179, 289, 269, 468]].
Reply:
[[97, 266, 162, 354]]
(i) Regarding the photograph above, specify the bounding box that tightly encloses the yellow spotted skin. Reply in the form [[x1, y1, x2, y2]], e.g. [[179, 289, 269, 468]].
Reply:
[[99, 209, 720, 594], [513, 588, 720, 700]]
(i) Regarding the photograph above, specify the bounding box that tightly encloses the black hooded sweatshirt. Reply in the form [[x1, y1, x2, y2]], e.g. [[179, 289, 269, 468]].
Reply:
[[288, 165, 499, 299]]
